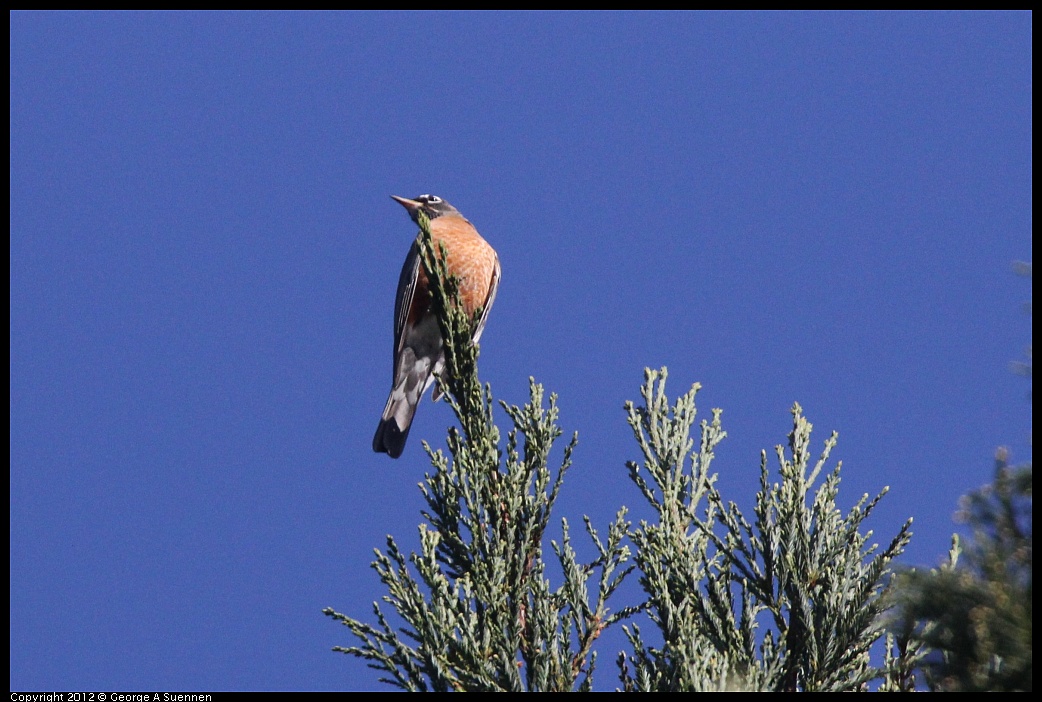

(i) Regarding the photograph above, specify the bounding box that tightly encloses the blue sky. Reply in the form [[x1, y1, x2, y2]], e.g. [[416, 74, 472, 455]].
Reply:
[[10, 11, 1031, 692]]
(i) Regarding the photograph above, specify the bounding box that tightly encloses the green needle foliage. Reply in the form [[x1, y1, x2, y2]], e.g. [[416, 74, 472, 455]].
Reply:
[[327, 212, 916, 691], [895, 452, 1032, 692]]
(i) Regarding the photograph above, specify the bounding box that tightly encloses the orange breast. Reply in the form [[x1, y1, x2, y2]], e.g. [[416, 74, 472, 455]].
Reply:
[[417, 215, 498, 316]]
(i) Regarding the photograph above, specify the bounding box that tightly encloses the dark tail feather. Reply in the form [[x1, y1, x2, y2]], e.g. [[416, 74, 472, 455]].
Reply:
[[373, 418, 410, 459]]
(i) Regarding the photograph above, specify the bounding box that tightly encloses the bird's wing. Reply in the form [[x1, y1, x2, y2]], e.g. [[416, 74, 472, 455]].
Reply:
[[391, 238, 422, 379]]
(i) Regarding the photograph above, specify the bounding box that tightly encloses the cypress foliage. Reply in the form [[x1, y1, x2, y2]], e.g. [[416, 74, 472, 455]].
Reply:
[[326, 211, 917, 691], [617, 370, 913, 691]]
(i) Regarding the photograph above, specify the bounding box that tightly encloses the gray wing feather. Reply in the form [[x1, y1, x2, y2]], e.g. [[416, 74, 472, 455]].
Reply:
[[391, 239, 421, 379]]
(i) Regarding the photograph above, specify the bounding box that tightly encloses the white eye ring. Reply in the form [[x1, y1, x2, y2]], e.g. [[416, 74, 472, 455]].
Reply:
[[420, 194, 442, 204]]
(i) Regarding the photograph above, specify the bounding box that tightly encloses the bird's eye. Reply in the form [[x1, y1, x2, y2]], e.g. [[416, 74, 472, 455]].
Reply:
[[420, 194, 442, 204]]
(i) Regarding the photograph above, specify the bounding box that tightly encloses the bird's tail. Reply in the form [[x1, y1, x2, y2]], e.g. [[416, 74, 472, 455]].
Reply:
[[373, 361, 438, 458]]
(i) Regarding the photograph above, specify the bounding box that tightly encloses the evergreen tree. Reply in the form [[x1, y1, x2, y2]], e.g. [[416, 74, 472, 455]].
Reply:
[[894, 262, 1032, 692]]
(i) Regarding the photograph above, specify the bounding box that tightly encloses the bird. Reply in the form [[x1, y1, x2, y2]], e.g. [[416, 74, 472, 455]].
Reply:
[[373, 194, 501, 458]]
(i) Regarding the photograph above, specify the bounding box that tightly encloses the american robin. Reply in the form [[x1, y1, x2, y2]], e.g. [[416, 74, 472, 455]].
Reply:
[[373, 194, 501, 458]]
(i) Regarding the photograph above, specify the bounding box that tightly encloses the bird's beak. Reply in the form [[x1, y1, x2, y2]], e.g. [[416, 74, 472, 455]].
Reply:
[[390, 195, 422, 215]]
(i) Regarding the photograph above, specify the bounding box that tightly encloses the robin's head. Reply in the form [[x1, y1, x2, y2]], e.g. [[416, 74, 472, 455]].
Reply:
[[391, 194, 460, 223]]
